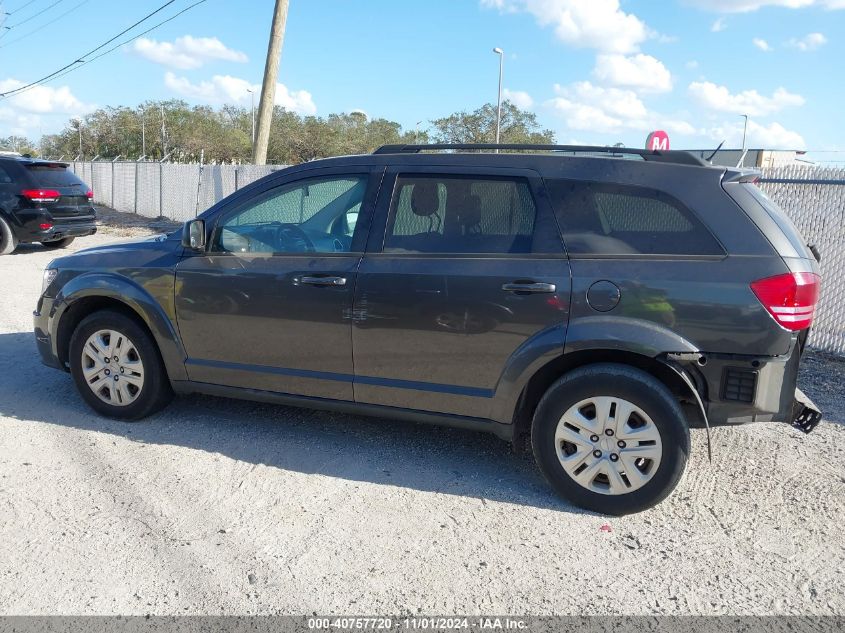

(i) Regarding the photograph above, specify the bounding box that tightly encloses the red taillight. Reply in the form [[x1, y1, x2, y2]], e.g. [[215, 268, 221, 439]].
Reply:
[[85, 190, 93, 200], [21, 189, 61, 203], [39, 223, 53, 231], [751, 272, 820, 331]]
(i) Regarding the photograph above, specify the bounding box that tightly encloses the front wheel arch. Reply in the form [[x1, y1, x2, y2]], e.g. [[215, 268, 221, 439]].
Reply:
[[57, 296, 163, 374]]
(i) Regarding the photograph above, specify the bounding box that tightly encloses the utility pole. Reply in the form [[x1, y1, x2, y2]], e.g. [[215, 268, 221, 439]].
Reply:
[[141, 115, 146, 158], [252, 0, 290, 165]]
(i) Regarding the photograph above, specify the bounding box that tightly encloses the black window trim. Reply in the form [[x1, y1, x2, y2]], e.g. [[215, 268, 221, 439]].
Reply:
[[369, 166, 565, 259], [544, 176, 728, 260]]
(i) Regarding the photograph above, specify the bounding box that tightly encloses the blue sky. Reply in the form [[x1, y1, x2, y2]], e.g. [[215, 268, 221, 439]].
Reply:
[[1, 0, 843, 159]]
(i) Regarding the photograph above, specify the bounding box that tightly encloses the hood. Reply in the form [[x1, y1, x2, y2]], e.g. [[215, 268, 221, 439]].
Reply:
[[50, 231, 181, 269]]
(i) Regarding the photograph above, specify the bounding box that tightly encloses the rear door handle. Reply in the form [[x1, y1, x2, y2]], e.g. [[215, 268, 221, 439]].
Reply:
[[501, 282, 556, 294], [295, 275, 347, 286]]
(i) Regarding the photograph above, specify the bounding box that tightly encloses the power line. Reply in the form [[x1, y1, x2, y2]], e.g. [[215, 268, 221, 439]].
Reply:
[[0, 0, 66, 37], [0, 0, 177, 98], [7, 0, 39, 15], [19, 0, 208, 90], [0, 0, 90, 48]]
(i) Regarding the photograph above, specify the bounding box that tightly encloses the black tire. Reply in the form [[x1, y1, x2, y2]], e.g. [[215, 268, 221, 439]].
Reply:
[[69, 310, 173, 420], [531, 363, 690, 515], [0, 216, 18, 255], [41, 236, 75, 249]]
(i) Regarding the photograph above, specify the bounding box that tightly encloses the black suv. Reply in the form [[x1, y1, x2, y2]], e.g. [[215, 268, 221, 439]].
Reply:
[[0, 155, 97, 255], [34, 144, 823, 514]]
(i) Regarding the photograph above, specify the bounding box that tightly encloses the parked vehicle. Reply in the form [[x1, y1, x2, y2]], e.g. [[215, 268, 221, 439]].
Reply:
[[34, 144, 823, 514], [0, 155, 97, 255]]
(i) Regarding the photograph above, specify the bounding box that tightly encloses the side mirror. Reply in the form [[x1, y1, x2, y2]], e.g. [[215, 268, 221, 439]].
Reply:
[[182, 219, 206, 251]]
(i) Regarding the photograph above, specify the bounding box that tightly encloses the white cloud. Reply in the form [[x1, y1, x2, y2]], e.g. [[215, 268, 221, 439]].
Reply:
[[705, 120, 806, 149], [687, 0, 844, 12], [503, 88, 534, 109], [164, 72, 316, 115], [546, 81, 694, 137], [0, 79, 93, 115], [132, 35, 247, 70], [480, 0, 650, 53], [688, 81, 804, 116], [593, 53, 672, 93], [753, 38, 773, 51], [0, 79, 95, 136], [711, 18, 727, 31], [787, 32, 827, 50]]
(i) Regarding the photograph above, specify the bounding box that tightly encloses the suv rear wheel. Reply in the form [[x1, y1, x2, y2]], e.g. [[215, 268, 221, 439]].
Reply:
[[0, 216, 18, 255], [69, 310, 173, 420], [532, 364, 690, 515]]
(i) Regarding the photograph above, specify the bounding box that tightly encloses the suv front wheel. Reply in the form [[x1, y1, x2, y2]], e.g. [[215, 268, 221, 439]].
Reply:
[[69, 310, 173, 420], [532, 364, 690, 515]]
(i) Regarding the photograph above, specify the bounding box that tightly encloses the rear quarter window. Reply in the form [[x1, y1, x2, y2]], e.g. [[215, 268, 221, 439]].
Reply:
[[740, 183, 813, 260], [0, 165, 13, 184], [25, 164, 85, 187], [546, 179, 724, 256]]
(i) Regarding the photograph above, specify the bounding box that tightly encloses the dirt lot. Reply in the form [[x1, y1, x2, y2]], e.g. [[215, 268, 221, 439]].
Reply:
[[0, 225, 843, 616]]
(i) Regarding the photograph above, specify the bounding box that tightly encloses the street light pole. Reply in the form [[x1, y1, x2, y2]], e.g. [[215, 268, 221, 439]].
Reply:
[[741, 114, 749, 153], [77, 120, 83, 159], [247, 88, 256, 152], [493, 47, 504, 150]]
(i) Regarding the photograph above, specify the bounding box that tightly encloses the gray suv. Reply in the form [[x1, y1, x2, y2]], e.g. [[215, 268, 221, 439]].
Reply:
[[34, 144, 823, 514]]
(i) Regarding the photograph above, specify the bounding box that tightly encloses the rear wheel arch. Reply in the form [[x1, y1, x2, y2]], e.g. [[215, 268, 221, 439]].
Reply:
[[512, 348, 700, 451]]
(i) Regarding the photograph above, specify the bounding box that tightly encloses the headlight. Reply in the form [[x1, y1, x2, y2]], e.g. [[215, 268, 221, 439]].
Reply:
[[42, 268, 58, 295]]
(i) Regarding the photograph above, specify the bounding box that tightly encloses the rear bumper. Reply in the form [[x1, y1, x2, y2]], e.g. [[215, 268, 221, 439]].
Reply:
[[681, 335, 821, 428], [12, 209, 96, 243], [38, 221, 97, 242]]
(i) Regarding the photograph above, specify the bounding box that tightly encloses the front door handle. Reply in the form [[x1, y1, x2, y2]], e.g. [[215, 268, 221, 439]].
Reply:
[[295, 275, 347, 286], [501, 282, 556, 294]]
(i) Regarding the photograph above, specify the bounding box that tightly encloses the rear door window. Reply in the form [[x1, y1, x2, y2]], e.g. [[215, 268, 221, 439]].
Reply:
[[546, 179, 724, 256], [0, 165, 13, 184], [383, 174, 549, 254], [25, 164, 85, 187]]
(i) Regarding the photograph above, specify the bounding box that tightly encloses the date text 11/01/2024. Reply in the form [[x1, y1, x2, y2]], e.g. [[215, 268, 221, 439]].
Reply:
[[307, 617, 528, 630]]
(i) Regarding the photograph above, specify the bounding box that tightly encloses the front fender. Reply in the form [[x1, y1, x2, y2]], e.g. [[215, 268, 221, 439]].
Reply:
[[49, 272, 187, 381]]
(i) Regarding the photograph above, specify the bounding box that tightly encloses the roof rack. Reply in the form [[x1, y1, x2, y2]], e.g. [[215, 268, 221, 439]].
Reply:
[[373, 143, 707, 167]]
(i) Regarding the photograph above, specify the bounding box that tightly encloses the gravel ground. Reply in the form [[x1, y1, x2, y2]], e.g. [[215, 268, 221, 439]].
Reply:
[[0, 228, 843, 616]]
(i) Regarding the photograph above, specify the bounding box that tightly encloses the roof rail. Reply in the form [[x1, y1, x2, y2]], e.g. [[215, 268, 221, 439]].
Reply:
[[373, 143, 707, 167]]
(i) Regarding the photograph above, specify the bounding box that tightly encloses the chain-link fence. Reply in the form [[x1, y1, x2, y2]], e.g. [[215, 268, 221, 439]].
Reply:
[[759, 166, 845, 355], [69, 161, 287, 222], [67, 160, 845, 355]]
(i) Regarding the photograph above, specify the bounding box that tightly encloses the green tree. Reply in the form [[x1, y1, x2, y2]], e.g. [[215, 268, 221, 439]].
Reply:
[[0, 135, 37, 155], [430, 101, 555, 145]]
